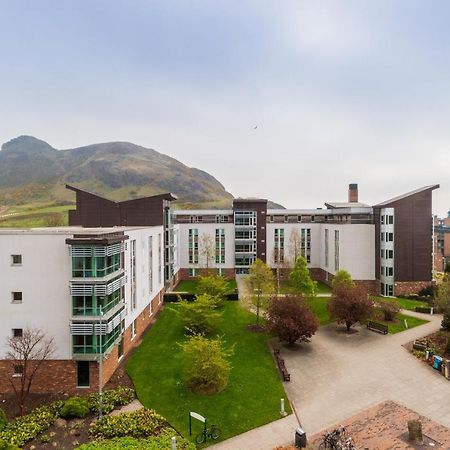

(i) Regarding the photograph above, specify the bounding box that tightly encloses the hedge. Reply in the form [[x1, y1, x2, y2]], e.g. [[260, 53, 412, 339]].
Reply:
[[415, 306, 433, 314], [165, 292, 238, 303]]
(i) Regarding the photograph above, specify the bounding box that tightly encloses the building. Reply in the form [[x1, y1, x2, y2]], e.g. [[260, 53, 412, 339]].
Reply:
[[434, 213, 450, 273], [0, 183, 439, 395]]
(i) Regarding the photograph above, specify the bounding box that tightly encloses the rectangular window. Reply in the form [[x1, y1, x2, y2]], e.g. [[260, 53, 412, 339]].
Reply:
[[301, 228, 311, 263], [77, 361, 90, 387], [387, 249, 394, 259], [188, 268, 197, 277], [131, 320, 137, 339], [381, 249, 385, 259], [325, 229, 329, 268], [158, 233, 162, 285], [387, 267, 394, 276], [130, 240, 136, 311], [11, 292, 22, 304], [269, 215, 274, 222], [274, 228, 284, 263], [215, 228, 226, 264], [188, 229, 199, 264], [149, 299, 154, 316], [334, 230, 340, 271], [11, 255, 22, 266], [311, 216, 315, 222], [148, 236, 153, 294], [12, 328, 23, 338], [388, 215, 394, 225], [13, 364, 24, 377], [387, 232, 394, 242], [284, 215, 289, 223], [297, 216, 302, 222], [381, 215, 385, 225], [381, 232, 385, 242]]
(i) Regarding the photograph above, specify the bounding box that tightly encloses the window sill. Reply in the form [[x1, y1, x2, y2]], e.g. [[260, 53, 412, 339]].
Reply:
[[12, 374, 23, 378]]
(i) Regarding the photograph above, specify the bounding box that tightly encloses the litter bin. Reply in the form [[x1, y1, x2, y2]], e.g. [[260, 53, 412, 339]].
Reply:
[[433, 355, 442, 371], [295, 428, 307, 448]]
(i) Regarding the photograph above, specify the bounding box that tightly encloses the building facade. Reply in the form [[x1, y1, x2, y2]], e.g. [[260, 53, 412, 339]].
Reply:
[[434, 213, 450, 273]]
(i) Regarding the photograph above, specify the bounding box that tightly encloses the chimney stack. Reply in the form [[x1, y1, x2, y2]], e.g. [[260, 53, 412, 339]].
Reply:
[[348, 184, 358, 203]]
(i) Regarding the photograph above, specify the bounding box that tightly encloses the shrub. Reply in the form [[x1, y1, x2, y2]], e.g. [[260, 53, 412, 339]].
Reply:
[[415, 306, 432, 314], [87, 387, 135, 415], [179, 334, 234, 394], [377, 301, 400, 321], [289, 257, 317, 295], [164, 292, 196, 303], [196, 275, 230, 307], [0, 440, 19, 450], [266, 295, 319, 345], [418, 285, 435, 297], [177, 294, 220, 335], [79, 430, 196, 449], [0, 401, 62, 447], [89, 408, 167, 439], [60, 397, 89, 418], [0, 409, 6, 432]]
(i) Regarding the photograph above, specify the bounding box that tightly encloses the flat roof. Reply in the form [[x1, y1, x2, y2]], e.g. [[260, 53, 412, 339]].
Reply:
[[174, 210, 233, 215], [0, 226, 155, 235], [268, 207, 373, 215]]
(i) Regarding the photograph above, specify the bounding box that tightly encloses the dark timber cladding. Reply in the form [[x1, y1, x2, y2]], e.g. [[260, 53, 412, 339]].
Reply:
[[374, 185, 439, 282], [233, 198, 268, 262], [66, 185, 177, 227]]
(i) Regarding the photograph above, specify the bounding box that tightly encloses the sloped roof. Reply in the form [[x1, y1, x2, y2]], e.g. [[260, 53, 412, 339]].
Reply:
[[375, 185, 439, 207]]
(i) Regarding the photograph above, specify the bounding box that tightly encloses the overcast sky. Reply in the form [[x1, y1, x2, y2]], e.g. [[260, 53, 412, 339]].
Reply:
[[0, 1, 448, 214]]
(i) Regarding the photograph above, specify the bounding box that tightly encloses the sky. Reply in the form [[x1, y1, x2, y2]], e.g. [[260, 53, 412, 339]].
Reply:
[[0, 0, 449, 215]]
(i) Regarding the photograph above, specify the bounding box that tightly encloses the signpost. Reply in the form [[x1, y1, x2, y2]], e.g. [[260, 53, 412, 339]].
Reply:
[[189, 411, 207, 437]]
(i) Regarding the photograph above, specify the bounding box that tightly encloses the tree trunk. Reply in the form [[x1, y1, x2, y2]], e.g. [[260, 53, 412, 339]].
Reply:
[[346, 321, 351, 332]]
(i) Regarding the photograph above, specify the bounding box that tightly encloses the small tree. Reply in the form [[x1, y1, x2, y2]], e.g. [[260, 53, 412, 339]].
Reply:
[[377, 300, 400, 321], [288, 229, 302, 267], [177, 294, 220, 335], [435, 277, 450, 330], [6, 328, 55, 415], [445, 261, 450, 274], [289, 256, 317, 296], [245, 259, 275, 325], [199, 233, 215, 273], [266, 296, 319, 345], [332, 269, 356, 290], [196, 275, 229, 307], [328, 284, 373, 332], [179, 335, 234, 394]]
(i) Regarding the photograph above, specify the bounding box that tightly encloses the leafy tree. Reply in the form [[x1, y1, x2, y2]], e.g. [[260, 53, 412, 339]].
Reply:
[[289, 256, 317, 296], [177, 294, 220, 335], [245, 259, 275, 325], [435, 277, 450, 330], [288, 229, 302, 267], [332, 269, 356, 290], [196, 275, 229, 307], [199, 233, 215, 272], [266, 295, 319, 345], [328, 284, 373, 332], [179, 335, 234, 395], [376, 300, 400, 321], [445, 261, 450, 274], [6, 328, 55, 415]]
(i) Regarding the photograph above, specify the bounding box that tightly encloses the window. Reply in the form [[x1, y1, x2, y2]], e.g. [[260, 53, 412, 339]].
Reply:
[[77, 361, 90, 387], [11, 292, 22, 304], [148, 236, 153, 294], [381, 232, 385, 242], [130, 240, 136, 311], [131, 320, 137, 339], [11, 255, 22, 266], [188, 268, 197, 277], [387, 267, 394, 276], [13, 365, 24, 378], [188, 229, 199, 264], [387, 232, 394, 242], [158, 234, 162, 284], [284, 215, 289, 223], [217, 267, 224, 276], [274, 229, 284, 263], [324, 229, 329, 268], [311, 216, 315, 222], [387, 249, 394, 259], [381, 249, 385, 259], [118, 337, 124, 360], [388, 215, 394, 225], [149, 300, 154, 316], [215, 229, 225, 264], [269, 215, 274, 222], [12, 328, 23, 338], [301, 228, 311, 263], [334, 230, 340, 271], [381, 266, 385, 276], [297, 216, 302, 223]]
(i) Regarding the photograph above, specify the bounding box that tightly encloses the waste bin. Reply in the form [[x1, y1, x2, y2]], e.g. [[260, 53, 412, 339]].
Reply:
[[433, 355, 442, 371], [295, 428, 307, 448]]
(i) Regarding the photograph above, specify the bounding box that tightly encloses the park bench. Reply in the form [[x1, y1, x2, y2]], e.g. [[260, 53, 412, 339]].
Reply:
[[274, 349, 290, 381], [367, 321, 388, 335]]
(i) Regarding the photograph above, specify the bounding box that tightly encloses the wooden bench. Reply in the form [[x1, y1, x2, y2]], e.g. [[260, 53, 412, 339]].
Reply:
[[274, 349, 290, 381], [367, 321, 388, 335]]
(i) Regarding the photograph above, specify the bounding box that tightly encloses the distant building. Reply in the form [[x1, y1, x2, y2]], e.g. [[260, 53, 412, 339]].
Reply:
[[434, 212, 450, 273]]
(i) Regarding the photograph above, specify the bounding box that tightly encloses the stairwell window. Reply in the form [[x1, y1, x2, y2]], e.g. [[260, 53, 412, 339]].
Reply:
[[12, 328, 23, 338], [13, 365, 24, 378], [11, 255, 22, 266], [11, 292, 23, 304]]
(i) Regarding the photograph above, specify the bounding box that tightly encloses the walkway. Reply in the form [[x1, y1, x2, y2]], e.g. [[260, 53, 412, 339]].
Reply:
[[208, 311, 447, 449]]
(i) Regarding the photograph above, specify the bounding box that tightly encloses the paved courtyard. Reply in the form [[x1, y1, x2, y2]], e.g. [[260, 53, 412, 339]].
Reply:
[[209, 310, 449, 449]]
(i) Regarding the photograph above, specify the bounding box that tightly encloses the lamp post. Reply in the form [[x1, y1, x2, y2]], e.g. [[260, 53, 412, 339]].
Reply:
[[98, 305, 104, 419]]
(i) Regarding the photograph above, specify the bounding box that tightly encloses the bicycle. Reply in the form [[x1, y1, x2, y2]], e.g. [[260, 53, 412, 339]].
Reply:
[[195, 424, 221, 444], [319, 427, 355, 450]]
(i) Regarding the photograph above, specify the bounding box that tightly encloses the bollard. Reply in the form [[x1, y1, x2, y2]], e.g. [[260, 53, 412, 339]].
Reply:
[[280, 398, 287, 416], [171, 436, 176, 450], [404, 319, 408, 329]]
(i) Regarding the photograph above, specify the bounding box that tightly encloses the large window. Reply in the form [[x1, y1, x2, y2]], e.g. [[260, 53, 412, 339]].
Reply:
[[325, 229, 329, 268], [188, 229, 199, 264], [274, 228, 284, 263], [130, 240, 136, 311], [334, 230, 340, 271], [215, 229, 225, 264], [301, 228, 311, 263]]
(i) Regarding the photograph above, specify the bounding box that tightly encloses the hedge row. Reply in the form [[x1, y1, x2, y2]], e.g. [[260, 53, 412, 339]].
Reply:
[[164, 292, 238, 303], [415, 306, 433, 314]]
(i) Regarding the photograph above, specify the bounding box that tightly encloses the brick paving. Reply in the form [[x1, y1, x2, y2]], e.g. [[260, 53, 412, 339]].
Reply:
[[208, 310, 450, 449]]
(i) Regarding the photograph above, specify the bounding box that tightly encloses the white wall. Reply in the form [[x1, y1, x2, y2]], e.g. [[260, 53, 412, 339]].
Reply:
[[0, 233, 72, 359], [177, 223, 235, 269]]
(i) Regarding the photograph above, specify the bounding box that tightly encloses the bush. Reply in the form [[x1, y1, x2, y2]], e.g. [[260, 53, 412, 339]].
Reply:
[[78, 430, 196, 449], [89, 408, 167, 439], [87, 387, 135, 415], [177, 294, 220, 335], [377, 301, 400, 321], [415, 306, 432, 314], [60, 397, 89, 418], [0, 440, 19, 450], [0, 409, 6, 432], [418, 285, 435, 297], [196, 275, 230, 307], [0, 401, 62, 447]]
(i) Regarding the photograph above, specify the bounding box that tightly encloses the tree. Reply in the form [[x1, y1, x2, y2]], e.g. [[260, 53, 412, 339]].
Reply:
[[196, 275, 229, 307], [435, 276, 450, 330], [332, 269, 355, 290], [6, 328, 55, 415], [445, 261, 450, 274], [177, 294, 220, 335], [328, 284, 373, 332], [289, 256, 317, 296], [288, 229, 302, 267], [179, 335, 234, 394], [199, 233, 215, 273], [266, 295, 319, 345], [245, 259, 275, 325], [377, 300, 400, 321]]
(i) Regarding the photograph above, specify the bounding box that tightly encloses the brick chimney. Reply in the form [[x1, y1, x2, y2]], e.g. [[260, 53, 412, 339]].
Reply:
[[348, 183, 358, 203]]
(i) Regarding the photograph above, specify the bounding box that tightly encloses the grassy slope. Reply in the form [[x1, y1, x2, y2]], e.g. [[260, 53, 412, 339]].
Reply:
[[126, 303, 291, 444]]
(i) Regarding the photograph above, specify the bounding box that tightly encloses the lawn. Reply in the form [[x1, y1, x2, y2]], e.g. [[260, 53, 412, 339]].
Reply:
[[279, 279, 331, 295], [372, 312, 429, 334], [175, 278, 237, 293], [371, 296, 428, 311], [126, 302, 291, 445], [306, 296, 332, 325]]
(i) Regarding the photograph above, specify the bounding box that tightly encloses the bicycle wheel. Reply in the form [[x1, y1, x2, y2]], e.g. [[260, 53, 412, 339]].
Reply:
[[211, 426, 221, 440], [195, 432, 206, 444]]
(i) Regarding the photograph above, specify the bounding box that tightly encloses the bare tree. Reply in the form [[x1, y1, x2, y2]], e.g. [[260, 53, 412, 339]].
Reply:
[[200, 233, 215, 273], [289, 229, 302, 267], [6, 328, 55, 415]]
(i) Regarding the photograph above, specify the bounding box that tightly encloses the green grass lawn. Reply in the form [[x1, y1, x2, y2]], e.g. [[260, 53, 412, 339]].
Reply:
[[306, 297, 332, 325], [371, 296, 428, 311], [279, 279, 331, 295], [126, 302, 290, 445], [175, 278, 237, 293], [372, 311, 429, 334]]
